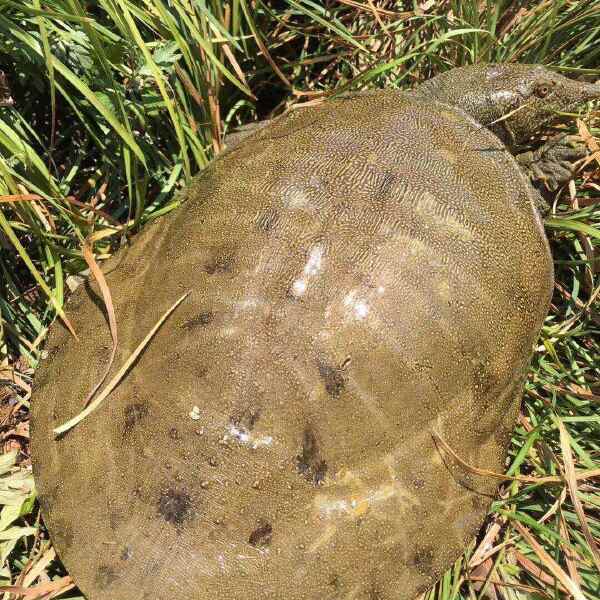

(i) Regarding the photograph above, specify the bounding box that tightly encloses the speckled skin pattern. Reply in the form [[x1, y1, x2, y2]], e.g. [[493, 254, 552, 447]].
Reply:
[[33, 64, 592, 600]]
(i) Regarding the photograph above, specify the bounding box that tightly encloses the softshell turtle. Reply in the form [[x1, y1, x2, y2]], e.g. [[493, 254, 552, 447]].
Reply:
[[30, 64, 599, 600]]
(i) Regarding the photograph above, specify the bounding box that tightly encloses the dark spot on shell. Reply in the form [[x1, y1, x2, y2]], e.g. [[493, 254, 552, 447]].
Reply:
[[169, 427, 180, 440], [457, 473, 474, 490], [95, 565, 117, 589], [318, 361, 346, 398], [257, 209, 279, 233], [494, 425, 512, 449], [471, 359, 500, 404], [412, 547, 434, 575], [413, 478, 425, 489], [109, 512, 122, 531], [471, 493, 489, 511], [182, 311, 214, 328], [368, 582, 384, 600], [248, 519, 273, 547], [46, 343, 61, 359], [415, 583, 431, 595], [121, 546, 133, 561], [37, 491, 53, 513], [231, 407, 261, 431], [53, 519, 74, 551], [33, 370, 50, 391], [66, 289, 85, 310], [205, 249, 235, 274], [328, 575, 341, 590], [297, 427, 327, 486], [376, 170, 396, 197], [124, 402, 149, 433], [158, 488, 193, 526]]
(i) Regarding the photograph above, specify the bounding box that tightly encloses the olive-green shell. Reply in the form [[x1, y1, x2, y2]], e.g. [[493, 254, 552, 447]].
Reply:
[[30, 91, 553, 600]]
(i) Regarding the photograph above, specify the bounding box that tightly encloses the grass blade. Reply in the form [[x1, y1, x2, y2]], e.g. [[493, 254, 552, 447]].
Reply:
[[53, 291, 190, 436]]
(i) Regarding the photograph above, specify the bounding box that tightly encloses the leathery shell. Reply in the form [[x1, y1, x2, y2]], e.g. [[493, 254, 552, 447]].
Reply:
[[31, 91, 553, 600]]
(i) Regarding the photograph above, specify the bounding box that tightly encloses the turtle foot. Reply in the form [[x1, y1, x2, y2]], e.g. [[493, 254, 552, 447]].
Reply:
[[517, 133, 587, 191]]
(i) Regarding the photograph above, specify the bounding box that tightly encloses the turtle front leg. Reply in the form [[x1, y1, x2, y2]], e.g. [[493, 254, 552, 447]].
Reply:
[[516, 133, 587, 191]]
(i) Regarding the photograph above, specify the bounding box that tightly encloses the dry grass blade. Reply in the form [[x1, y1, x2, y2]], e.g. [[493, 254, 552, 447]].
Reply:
[[174, 63, 205, 108], [52, 291, 190, 436], [432, 429, 600, 484], [64, 196, 123, 228], [239, 0, 292, 89], [18, 546, 55, 588], [466, 575, 552, 598], [0, 194, 43, 203], [336, 0, 410, 18], [514, 549, 568, 592], [469, 519, 503, 568], [578, 119, 600, 168], [221, 43, 256, 100], [0, 210, 78, 341], [0, 575, 73, 599], [366, 0, 392, 39], [514, 521, 586, 600], [560, 513, 583, 588], [557, 419, 600, 573], [81, 241, 117, 407]]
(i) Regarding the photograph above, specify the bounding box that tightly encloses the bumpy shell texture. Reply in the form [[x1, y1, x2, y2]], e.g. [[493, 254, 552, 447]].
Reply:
[[31, 91, 553, 600]]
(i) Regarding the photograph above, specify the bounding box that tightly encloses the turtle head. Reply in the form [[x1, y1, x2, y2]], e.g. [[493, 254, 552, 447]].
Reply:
[[414, 63, 600, 147]]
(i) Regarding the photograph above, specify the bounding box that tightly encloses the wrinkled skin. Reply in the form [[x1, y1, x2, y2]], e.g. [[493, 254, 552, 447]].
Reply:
[[30, 64, 597, 600]]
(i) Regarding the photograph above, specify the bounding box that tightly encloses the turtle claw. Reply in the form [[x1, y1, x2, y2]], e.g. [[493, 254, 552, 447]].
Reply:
[[517, 133, 587, 191]]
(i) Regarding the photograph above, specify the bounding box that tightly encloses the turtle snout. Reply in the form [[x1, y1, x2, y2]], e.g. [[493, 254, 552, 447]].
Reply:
[[581, 80, 600, 101]]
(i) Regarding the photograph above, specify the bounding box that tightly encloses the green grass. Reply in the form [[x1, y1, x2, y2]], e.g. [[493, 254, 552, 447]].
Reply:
[[0, 1, 599, 598]]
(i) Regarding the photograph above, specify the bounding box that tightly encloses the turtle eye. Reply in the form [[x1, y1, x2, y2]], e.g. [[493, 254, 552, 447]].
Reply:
[[535, 82, 553, 98]]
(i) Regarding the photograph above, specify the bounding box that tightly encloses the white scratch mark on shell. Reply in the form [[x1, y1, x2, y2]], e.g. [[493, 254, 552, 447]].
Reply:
[[289, 243, 325, 297], [343, 290, 370, 320], [283, 184, 312, 210], [225, 425, 273, 449]]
